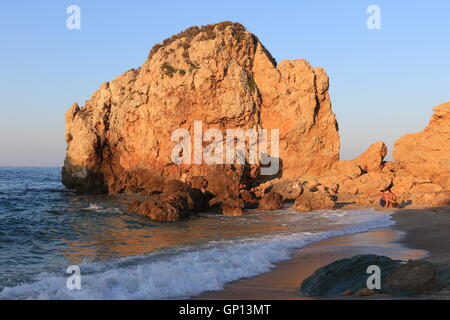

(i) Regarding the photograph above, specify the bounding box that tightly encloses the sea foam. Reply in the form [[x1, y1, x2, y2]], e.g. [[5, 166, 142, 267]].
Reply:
[[0, 209, 394, 300]]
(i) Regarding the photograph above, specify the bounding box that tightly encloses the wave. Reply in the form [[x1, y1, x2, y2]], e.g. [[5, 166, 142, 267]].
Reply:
[[0, 209, 394, 300]]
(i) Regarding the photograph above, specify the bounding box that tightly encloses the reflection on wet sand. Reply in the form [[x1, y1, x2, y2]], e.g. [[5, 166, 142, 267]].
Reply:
[[57, 194, 357, 265]]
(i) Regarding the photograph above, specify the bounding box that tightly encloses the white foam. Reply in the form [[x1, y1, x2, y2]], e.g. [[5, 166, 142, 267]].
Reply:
[[0, 209, 394, 300]]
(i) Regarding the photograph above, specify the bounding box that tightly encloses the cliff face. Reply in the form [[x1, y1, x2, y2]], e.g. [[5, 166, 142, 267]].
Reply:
[[62, 22, 340, 194]]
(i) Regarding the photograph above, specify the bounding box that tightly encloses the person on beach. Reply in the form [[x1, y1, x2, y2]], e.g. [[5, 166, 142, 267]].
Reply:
[[380, 189, 399, 208], [379, 190, 388, 207], [386, 190, 400, 208]]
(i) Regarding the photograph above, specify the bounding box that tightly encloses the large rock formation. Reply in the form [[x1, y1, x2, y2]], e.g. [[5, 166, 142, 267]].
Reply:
[[62, 22, 340, 194], [393, 102, 450, 191]]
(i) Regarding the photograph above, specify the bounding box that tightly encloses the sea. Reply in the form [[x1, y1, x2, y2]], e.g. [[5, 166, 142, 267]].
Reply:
[[0, 167, 395, 299]]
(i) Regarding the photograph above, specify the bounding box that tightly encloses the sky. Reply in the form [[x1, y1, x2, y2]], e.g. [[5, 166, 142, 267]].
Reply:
[[0, 1, 449, 166]]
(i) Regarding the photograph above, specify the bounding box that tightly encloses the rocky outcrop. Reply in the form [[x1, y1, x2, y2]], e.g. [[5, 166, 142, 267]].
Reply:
[[293, 189, 335, 212], [298, 103, 450, 207], [209, 196, 245, 216], [258, 192, 284, 211], [62, 21, 340, 195], [128, 194, 190, 222], [393, 102, 450, 192]]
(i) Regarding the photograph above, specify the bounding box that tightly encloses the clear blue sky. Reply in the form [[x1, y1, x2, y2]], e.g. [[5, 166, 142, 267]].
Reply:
[[0, 1, 449, 166]]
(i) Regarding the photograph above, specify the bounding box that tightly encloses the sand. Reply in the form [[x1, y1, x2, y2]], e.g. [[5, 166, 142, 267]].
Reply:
[[193, 205, 450, 300]]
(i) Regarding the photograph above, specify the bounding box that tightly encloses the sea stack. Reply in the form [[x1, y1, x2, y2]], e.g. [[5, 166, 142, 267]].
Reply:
[[62, 22, 340, 194]]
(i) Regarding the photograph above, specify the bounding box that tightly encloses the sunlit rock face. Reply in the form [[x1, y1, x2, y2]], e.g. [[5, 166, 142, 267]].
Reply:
[[62, 22, 340, 194], [393, 102, 450, 191]]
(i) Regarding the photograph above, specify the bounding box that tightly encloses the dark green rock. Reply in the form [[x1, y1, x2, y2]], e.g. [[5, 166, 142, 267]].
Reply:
[[300, 255, 402, 297]]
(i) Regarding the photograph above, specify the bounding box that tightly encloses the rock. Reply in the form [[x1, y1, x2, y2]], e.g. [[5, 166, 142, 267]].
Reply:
[[293, 190, 335, 212], [128, 194, 190, 221], [300, 255, 402, 297], [160, 180, 209, 213], [384, 260, 446, 296], [343, 289, 352, 296], [269, 179, 304, 200], [190, 176, 208, 190], [332, 161, 362, 179], [432, 191, 450, 206], [163, 180, 191, 194], [410, 183, 443, 194], [355, 288, 375, 297], [62, 21, 340, 195], [258, 192, 284, 211], [393, 102, 450, 191], [332, 142, 387, 178], [353, 172, 393, 197], [205, 166, 240, 199], [352, 141, 388, 173], [209, 197, 245, 216], [410, 191, 450, 207]]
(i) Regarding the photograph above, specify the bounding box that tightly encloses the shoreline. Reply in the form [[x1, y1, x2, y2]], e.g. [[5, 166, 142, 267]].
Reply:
[[194, 205, 450, 300]]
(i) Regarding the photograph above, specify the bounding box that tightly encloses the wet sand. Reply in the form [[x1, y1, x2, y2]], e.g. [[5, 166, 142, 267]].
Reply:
[[194, 205, 450, 300]]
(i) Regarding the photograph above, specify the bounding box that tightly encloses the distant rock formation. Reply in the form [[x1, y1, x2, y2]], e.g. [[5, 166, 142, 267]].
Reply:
[[62, 22, 340, 195]]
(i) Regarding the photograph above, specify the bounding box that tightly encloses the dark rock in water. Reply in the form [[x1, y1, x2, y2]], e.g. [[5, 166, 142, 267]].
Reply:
[[240, 190, 259, 209], [210, 197, 245, 216], [258, 192, 284, 211], [128, 193, 190, 222], [300, 255, 402, 297], [384, 260, 446, 296], [170, 189, 209, 213]]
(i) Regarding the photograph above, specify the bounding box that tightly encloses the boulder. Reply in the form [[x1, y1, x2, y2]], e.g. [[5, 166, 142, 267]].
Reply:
[[384, 260, 446, 296], [210, 197, 245, 216], [352, 141, 388, 173], [269, 179, 304, 200], [128, 194, 190, 221], [353, 172, 393, 196], [300, 255, 402, 297], [258, 192, 284, 211], [293, 190, 335, 212]]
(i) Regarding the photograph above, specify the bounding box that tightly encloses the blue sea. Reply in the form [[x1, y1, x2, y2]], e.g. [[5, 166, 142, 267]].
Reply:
[[0, 167, 394, 299]]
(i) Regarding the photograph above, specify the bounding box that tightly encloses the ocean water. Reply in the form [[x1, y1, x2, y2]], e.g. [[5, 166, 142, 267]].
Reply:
[[0, 167, 394, 299]]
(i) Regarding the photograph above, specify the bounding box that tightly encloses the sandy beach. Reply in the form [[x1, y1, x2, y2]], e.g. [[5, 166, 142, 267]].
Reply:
[[195, 205, 450, 300]]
